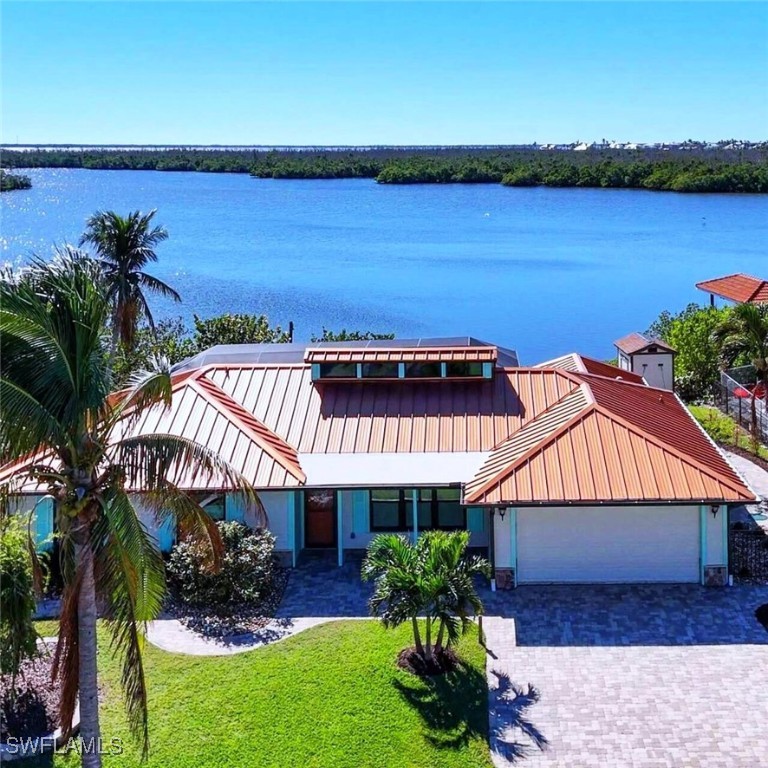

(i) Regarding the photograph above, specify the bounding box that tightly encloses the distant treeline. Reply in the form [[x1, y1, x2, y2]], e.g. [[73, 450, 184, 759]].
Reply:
[[0, 169, 32, 191], [4, 146, 768, 193]]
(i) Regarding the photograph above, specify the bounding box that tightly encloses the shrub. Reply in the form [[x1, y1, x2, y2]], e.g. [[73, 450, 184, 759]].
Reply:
[[166, 521, 279, 608], [0, 518, 39, 681]]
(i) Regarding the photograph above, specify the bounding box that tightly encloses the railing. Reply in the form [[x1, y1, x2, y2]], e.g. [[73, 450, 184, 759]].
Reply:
[[714, 368, 768, 445]]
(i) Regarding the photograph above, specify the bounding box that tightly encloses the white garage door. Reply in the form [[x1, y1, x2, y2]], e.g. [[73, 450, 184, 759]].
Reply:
[[516, 506, 700, 584]]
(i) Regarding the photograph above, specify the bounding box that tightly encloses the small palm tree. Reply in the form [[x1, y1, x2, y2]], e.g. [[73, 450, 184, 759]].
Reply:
[[80, 209, 180, 350], [362, 530, 489, 664], [0, 250, 259, 767], [712, 303, 768, 442]]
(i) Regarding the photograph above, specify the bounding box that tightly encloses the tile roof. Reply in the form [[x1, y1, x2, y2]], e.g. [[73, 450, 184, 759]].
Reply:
[[614, 332, 675, 355], [696, 273, 768, 304], [464, 374, 754, 505]]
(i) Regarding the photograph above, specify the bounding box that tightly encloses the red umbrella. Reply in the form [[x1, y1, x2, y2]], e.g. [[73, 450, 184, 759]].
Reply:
[[733, 387, 751, 398]]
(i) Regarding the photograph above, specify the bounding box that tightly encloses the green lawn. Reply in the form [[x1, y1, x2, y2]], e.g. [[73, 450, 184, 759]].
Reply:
[[39, 620, 490, 768], [689, 405, 768, 462]]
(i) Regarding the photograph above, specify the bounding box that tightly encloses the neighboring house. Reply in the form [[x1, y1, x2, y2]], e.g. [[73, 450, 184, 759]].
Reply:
[[696, 273, 768, 306], [614, 332, 677, 391], [2, 337, 756, 587]]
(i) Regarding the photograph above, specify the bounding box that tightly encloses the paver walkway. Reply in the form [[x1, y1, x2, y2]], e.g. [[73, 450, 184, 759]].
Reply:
[[724, 449, 768, 531], [484, 584, 768, 768]]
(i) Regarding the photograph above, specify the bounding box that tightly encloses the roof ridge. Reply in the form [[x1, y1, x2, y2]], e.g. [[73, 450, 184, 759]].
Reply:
[[189, 377, 306, 483], [588, 399, 753, 499]]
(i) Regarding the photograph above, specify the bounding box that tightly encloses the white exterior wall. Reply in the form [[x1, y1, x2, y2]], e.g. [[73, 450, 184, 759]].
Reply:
[[617, 351, 632, 372], [258, 490, 292, 552], [630, 352, 675, 390], [704, 505, 727, 567]]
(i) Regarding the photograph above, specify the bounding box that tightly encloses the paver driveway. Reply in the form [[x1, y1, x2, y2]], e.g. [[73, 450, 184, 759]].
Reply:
[[484, 585, 768, 768]]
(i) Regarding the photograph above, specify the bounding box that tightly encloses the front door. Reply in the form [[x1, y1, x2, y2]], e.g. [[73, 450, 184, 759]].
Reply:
[[304, 490, 337, 548]]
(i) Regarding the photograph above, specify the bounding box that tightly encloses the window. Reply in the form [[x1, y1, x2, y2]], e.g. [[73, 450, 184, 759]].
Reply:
[[361, 362, 399, 378], [370, 488, 401, 530], [446, 361, 484, 378], [369, 488, 466, 532], [191, 493, 225, 520], [319, 362, 357, 378], [405, 362, 441, 378]]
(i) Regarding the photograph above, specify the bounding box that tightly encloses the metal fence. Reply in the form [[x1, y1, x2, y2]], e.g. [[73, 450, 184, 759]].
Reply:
[[730, 528, 768, 582], [714, 368, 768, 446]]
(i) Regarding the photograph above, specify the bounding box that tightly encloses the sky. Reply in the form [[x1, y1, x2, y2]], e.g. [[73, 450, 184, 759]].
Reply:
[[1, 2, 766, 145]]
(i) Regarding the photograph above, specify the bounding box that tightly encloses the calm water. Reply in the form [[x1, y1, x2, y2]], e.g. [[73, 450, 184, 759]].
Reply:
[[1, 168, 766, 362]]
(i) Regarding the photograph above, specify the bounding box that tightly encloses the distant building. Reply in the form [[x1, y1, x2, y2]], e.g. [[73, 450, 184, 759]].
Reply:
[[614, 332, 677, 391]]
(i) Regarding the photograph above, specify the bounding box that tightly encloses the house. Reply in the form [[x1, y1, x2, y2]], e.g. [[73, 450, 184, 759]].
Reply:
[[614, 332, 676, 391], [3, 337, 755, 588], [696, 273, 768, 306]]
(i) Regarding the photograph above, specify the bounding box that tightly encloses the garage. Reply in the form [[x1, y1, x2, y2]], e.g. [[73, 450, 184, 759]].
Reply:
[[516, 505, 700, 584]]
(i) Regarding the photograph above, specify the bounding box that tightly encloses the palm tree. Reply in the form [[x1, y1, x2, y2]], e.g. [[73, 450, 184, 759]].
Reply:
[[712, 302, 768, 442], [80, 210, 180, 350], [362, 530, 489, 664], [0, 249, 259, 767]]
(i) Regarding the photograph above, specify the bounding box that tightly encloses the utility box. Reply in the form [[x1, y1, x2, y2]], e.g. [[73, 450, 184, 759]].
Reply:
[[614, 332, 676, 391]]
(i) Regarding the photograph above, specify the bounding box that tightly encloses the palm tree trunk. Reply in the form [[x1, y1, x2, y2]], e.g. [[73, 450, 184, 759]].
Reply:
[[411, 617, 425, 658], [76, 538, 103, 768], [435, 620, 445, 654], [424, 617, 432, 661]]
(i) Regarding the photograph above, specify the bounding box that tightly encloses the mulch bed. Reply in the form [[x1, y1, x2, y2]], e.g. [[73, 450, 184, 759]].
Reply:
[[166, 567, 289, 639], [0, 643, 59, 742], [396, 646, 460, 677]]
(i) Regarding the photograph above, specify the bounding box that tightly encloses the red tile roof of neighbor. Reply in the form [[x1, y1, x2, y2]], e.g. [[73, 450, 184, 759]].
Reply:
[[696, 273, 768, 304], [1, 352, 755, 504], [614, 332, 676, 355]]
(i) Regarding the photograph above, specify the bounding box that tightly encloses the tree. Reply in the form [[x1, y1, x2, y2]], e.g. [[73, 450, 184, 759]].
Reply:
[[646, 303, 732, 401], [712, 303, 768, 441], [362, 531, 489, 665], [192, 313, 290, 347], [0, 516, 40, 685], [0, 251, 260, 766], [80, 210, 180, 350], [311, 328, 395, 342]]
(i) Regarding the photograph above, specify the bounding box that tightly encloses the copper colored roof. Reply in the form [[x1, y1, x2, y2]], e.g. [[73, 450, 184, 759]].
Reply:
[[464, 375, 754, 506], [205, 365, 575, 454], [536, 352, 645, 385], [304, 346, 497, 364], [696, 273, 768, 304], [614, 332, 675, 355]]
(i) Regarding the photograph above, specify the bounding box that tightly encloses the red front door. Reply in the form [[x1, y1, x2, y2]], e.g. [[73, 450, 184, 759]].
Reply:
[[304, 490, 337, 548]]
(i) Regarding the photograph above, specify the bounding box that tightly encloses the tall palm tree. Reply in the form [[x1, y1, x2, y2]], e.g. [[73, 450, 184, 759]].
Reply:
[[80, 210, 180, 350], [0, 249, 259, 767], [712, 302, 768, 441]]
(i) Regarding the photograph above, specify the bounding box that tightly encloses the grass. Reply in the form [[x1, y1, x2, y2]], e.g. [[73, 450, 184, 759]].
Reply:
[[689, 405, 768, 462], [33, 620, 490, 768]]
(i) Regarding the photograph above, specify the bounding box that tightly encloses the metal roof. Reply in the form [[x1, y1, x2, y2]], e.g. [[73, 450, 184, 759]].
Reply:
[[174, 337, 519, 372], [614, 332, 676, 355], [535, 352, 646, 385], [464, 375, 754, 505], [696, 273, 768, 304], [304, 346, 497, 364]]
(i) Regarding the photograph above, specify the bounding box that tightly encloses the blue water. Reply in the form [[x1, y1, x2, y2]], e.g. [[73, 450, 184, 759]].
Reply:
[[1, 168, 766, 362]]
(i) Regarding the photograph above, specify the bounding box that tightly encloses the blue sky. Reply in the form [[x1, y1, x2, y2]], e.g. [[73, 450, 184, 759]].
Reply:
[[2, 2, 766, 145]]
